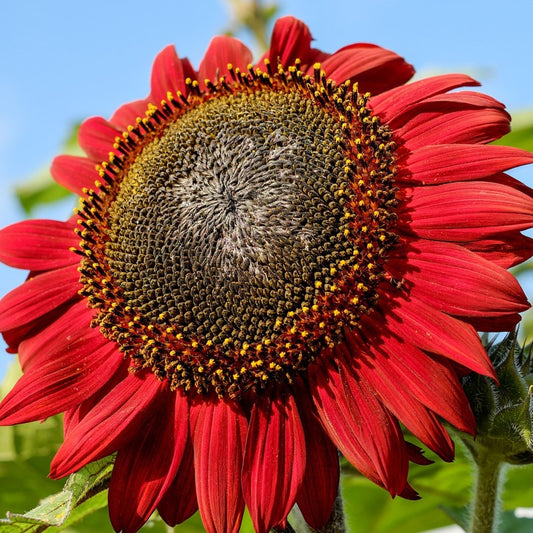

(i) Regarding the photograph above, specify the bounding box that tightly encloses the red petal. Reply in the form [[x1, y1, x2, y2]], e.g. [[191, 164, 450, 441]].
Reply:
[[51, 155, 96, 194], [343, 334, 456, 460], [199, 36, 252, 84], [267, 16, 313, 67], [465, 231, 533, 269], [242, 394, 306, 533], [370, 74, 480, 122], [396, 92, 510, 149], [310, 361, 408, 496], [0, 327, 122, 425], [318, 43, 414, 94], [387, 240, 529, 320], [63, 361, 129, 438], [150, 45, 195, 102], [110, 99, 149, 130], [400, 181, 533, 241], [0, 265, 80, 331], [397, 144, 533, 185], [109, 390, 189, 533], [407, 443, 433, 466], [158, 438, 198, 526], [0, 219, 77, 271], [190, 398, 247, 533], [295, 391, 339, 530], [359, 318, 476, 435], [17, 299, 93, 372], [379, 293, 495, 378], [50, 372, 164, 478], [78, 116, 121, 162]]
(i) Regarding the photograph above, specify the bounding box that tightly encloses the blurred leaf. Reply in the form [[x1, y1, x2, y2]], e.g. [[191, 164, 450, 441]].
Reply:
[[224, 0, 278, 53], [440, 505, 468, 530], [442, 505, 533, 533], [494, 110, 533, 152], [14, 123, 80, 215], [340, 439, 533, 533]]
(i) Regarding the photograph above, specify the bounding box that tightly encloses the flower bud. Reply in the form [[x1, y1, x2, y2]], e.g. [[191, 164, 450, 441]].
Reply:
[[461, 332, 533, 465]]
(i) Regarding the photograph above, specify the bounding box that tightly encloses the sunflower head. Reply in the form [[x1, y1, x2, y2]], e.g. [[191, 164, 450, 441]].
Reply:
[[0, 15, 532, 533], [75, 61, 400, 399]]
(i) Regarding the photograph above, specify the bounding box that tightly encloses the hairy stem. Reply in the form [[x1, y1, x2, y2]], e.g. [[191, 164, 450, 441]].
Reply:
[[468, 451, 503, 533]]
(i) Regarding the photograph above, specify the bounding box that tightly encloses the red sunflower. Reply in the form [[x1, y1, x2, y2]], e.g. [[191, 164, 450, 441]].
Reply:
[[1, 15, 533, 533]]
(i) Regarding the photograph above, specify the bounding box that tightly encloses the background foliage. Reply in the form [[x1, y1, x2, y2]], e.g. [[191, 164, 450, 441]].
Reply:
[[1, 1, 533, 532]]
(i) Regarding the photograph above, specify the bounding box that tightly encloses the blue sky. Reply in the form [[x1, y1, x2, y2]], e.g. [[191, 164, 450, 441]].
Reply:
[[0, 0, 532, 378]]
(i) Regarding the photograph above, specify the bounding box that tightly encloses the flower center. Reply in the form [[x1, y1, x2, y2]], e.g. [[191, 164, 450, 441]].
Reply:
[[76, 63, 398, 398]]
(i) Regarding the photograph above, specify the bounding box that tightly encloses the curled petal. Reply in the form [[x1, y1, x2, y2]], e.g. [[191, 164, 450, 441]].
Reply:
[[151, 45, 196, 102], [157, 439, 198, 526], [199, 36, 253, 85], [109, 390, 189, 533], [370, 73, 480, 122], [318, 43, 414, 94], [295, 390, 339, 530], [110, 99, 149, 130], [242, 394, 306, 533], [396, 92, 510, 148], [267, 16, 313, 67], [190, 398, 247, 533]]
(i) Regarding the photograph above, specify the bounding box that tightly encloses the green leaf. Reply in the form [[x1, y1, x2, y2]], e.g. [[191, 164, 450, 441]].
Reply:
[[14, 123, 81, 215], [15, 179, 74, 216], [0, 458, 114, 533]]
